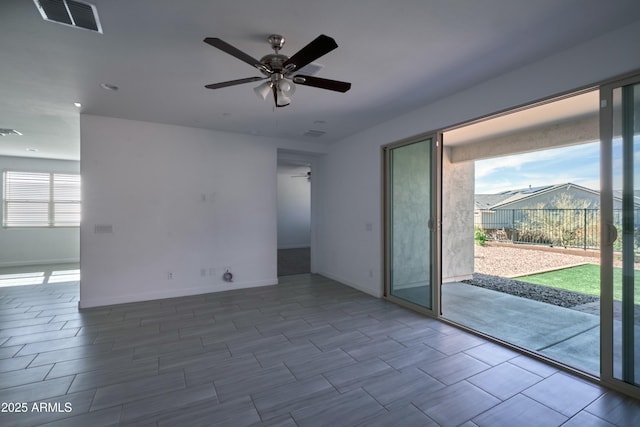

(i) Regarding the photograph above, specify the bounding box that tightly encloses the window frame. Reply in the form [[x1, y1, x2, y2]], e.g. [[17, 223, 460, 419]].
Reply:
[[2, 170, 81, 228]]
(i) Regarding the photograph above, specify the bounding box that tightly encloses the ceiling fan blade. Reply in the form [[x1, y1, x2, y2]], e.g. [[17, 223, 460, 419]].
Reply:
[[205, 76, 266, 89], [292, 75, 351, 92], [282, 35, 338, 72], [204, 38, 269, 72]]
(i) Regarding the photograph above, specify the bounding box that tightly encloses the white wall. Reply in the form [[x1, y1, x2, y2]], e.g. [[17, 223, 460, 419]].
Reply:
[[0, 155, 80, 267], [79, 115, 326, 308], [316, 19, 640, 298], [277, 164, 310, 249], [314, 135, 381, 296]]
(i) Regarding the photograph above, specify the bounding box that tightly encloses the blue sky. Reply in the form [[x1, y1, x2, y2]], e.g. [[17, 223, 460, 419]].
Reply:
[[475, 142, 601, 194]]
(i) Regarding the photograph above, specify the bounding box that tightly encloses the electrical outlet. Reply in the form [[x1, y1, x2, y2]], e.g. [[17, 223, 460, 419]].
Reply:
[[167, 272, 173, 280], [200, 269, 207, 277]]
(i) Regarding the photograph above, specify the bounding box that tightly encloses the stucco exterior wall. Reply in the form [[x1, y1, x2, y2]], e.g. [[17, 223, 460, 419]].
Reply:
[[442, 147, 475, 282], [450, 114, 599, 163]]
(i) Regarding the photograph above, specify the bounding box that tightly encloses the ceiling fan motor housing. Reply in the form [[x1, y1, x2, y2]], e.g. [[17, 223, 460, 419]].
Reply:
[[259, 54, 289, 75]]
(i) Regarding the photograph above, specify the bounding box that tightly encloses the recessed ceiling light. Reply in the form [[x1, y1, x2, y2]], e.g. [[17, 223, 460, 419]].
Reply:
[[303, 130, 326, 137], [26, 148, 39, 152], [100, 83, 119, 91], [74, 102, 82, 107]]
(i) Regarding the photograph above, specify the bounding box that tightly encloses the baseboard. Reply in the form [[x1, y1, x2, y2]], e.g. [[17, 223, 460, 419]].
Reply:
[[78, 278, 278, 309], [319, 271, 382, 298], [0, 258, 80, 268], [277, 244, 311, 250]]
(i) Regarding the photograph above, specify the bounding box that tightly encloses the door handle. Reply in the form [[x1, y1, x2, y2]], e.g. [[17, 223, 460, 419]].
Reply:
[[606, 223, 618, 246]]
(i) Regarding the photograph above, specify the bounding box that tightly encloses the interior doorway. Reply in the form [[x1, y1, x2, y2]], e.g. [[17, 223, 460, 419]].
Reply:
[[277, 154, 312, 276]]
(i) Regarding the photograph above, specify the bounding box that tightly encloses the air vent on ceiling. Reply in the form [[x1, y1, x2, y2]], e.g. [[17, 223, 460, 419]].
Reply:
[[33, 0, 102, 33], [0, 129, 22, 137], [303, 130, 326, 138]]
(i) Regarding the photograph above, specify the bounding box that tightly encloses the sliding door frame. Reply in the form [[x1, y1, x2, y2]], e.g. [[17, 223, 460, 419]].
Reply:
[[600, 73, 640, 399], [379, 70, 640, 400], [382, 132, 442, 317]]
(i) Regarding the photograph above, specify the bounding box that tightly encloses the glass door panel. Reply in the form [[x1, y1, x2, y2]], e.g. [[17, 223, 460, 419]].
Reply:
[[610, 82, 640, 386], [385, 137, 437, 311], [602, 75, 640, 398]]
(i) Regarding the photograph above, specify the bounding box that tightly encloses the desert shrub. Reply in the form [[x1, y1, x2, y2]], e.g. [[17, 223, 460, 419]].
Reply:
[[474, 227, 488, 246]]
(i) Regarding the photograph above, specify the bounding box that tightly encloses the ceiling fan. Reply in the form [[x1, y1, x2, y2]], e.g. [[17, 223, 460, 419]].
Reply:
[[203, 34, 351, 107]]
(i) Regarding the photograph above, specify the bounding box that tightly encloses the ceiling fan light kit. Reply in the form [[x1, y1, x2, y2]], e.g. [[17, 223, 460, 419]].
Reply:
[[204, 34, 351, 108], [253, 81, 272, 100]]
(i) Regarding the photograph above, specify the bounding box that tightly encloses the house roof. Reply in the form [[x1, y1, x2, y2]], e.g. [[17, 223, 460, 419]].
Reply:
[[613, 190, 640, 206], [474, 194, 514, 210], [475, 183, 598, 210]]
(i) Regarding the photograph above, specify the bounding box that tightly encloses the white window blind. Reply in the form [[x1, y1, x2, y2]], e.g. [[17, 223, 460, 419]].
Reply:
[[3, 171, 81, 227]]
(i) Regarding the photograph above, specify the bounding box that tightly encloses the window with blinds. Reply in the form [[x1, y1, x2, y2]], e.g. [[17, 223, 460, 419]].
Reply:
[[3, 171, 81, 227]]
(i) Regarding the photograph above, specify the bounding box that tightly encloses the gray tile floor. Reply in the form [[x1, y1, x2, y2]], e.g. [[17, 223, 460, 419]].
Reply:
[[1, 273, 640, 426]]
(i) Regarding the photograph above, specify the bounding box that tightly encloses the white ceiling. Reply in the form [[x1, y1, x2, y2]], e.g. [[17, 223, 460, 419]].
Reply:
[[2, 0, 640, 161]]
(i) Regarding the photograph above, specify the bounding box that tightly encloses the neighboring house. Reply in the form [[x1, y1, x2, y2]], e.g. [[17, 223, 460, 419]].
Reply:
[[475, 183, 640, 248], [474, 183, 603, 229]]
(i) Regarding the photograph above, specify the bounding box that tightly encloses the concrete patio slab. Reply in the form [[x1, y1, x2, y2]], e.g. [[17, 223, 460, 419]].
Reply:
[[442, 282, 600, 374]]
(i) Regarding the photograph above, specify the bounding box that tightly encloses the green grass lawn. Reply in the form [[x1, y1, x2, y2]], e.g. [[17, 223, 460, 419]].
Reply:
[[515, 263, 640, 304]]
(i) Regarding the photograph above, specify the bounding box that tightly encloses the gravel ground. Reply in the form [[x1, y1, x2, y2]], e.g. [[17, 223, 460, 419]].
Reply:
[[461, 273, 599, 308], [467, 244, 601, 308], [473, 244, 598, 277]]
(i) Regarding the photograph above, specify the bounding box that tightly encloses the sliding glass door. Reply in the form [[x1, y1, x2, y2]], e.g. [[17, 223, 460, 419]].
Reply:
[[383, 135, 440, 315], [601, 74, 640, 397]]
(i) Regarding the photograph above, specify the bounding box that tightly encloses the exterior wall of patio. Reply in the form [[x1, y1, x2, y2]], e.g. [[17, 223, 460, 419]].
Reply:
[[442, 147, 475, 282]]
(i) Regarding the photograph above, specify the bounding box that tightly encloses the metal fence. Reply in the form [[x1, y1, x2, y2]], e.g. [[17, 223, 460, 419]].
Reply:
[[475, 209, 634, 250]]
